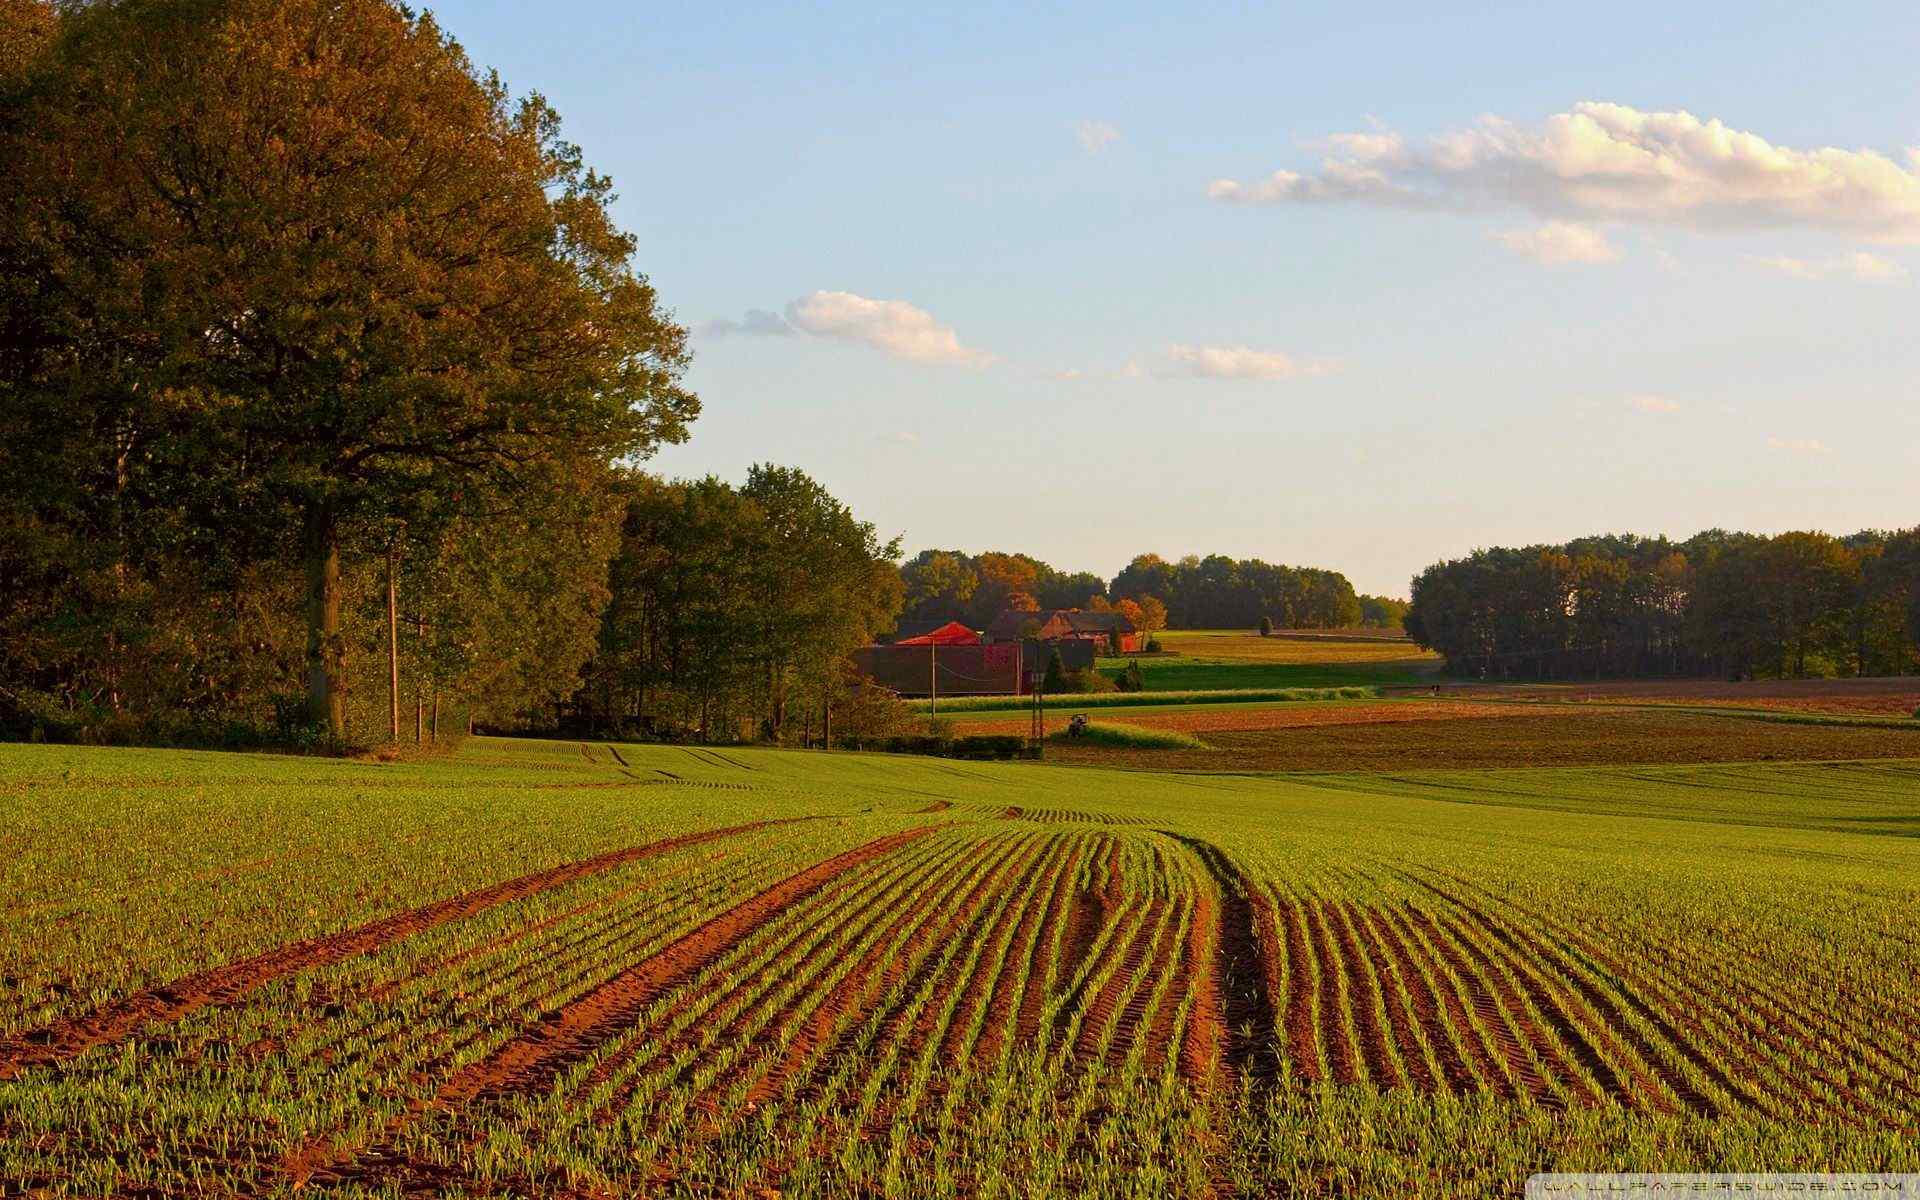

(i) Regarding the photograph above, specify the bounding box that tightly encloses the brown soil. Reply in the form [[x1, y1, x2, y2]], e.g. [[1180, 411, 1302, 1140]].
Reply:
[[1321, 901, 1400, 1088], [1169, 836, 1281, 1085], [1401, 906, 1542, 1103], [1044, 708, 1920, 772], [1442, 675, 1920, 716], [0, 819, 807, 1082], [1299, 900, 1359, 1085], [1340, 901, 1431, 1091], [1364, 908, 1475, 1092], [738, 837, 1003, 1110], [1274, 900, 1321, 1082], [1013, 838, 1086, 1048]]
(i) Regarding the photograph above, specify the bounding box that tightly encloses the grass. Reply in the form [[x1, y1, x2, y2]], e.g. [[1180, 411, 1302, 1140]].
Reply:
[[1045, 720, 1209, 750], [2, 735, 1917, 1196]]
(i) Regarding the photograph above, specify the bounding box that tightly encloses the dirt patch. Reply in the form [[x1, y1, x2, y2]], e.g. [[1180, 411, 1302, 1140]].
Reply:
[[1441, 676, 1920, 716], [962, 699, 1520, 738]]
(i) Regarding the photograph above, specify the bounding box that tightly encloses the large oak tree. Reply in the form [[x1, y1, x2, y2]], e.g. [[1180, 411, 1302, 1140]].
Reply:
[[5, 0, 694, 735]]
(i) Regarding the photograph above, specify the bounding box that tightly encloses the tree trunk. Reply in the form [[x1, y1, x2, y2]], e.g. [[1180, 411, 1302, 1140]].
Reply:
[[303, 501, 345, 738], [431, 690, 439, 742], [386, 542, 400, 742]]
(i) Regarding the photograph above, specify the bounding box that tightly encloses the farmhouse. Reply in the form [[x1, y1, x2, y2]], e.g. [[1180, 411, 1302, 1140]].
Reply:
[[850, 633, 1095, 696], [984, 608, 1144, 653]]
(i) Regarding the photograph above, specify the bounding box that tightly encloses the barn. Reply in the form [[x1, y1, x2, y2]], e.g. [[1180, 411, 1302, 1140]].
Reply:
[[984, 608, 1144, 653]]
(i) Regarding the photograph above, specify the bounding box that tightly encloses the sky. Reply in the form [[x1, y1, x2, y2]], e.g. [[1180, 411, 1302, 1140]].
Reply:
[[434, 1, 1920, 597]]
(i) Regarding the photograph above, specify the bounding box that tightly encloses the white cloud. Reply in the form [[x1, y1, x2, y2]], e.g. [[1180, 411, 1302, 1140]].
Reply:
[[883, 431, 920, 446], [1210, 102, 1920, 241], [1750, 251, 1908, 282], [1072, 119, 1121, 154], [1154, 344, 1333, 382], [696, 308, 795, 337], [1625, 394, 1681, 414], [1493, 221, 1620, 264], [1767, 436, 1832, 454], [783, 291, 992, 367]]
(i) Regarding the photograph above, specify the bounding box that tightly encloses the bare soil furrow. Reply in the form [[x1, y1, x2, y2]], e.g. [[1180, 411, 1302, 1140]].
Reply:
[[1273, 897, 1322, 1082], [1341, 902, 1434, 1092]]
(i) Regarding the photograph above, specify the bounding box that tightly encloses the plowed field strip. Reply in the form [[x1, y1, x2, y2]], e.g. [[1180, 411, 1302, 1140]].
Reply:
[[1101, 898, 1183, 1070], [1419, 907, 1582, 1107], [585, 833, 976, 1126], [1014, 838, 1089, 1049], [1340, 901, 1433, 1092], [1364, 908, 1475, 1093], [1273, 897, 1321, 1082], [1321, 899, 1403, 1089], [733, 837, 1019, 1112], [299, 827, 931, 1190], [1410, 885, 1692, 1115], [1400, 906, 1544, 1104], [1167, 835, 1280, 1086], [0, 820, 806, 1082], [1298, 899, 1359, 1086], [770, 835, 1043, 1116], [1420, 864, 1835, 1121], [954, 836, 1077, 1074], [1073, 897, 1170, 1067]]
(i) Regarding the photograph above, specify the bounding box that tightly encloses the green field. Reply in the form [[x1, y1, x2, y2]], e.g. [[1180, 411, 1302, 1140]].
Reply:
[[3, 738, 1917, 1197], [1100, 629, 1442, 691]]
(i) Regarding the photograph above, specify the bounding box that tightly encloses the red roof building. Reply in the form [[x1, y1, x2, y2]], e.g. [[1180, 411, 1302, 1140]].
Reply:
[[893, 620, 981, 646]]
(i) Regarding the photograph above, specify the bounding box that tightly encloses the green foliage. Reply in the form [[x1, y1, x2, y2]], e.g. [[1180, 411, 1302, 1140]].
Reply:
[[1, 0, 695, 736], [1406, 528, 1920, 681], [1259, 615, 1273, 637], [1048, 720, 1207, 749], [1041, 650, 1065, 694], [573, 467, 901, 743]]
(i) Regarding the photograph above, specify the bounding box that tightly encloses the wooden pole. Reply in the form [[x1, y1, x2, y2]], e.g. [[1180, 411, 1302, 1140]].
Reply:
[[929, 642, 937, 734], [385, 542, 399, 743], [430, 690, 439, 742]]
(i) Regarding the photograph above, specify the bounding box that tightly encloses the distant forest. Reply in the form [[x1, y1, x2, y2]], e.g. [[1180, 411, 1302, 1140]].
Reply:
[[1405, 529, 1920, 680], [899, 550, 1406, 632]]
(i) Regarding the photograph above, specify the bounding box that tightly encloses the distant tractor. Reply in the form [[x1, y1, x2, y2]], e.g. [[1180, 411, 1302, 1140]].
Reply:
[[1067, 714, 1091, 738]]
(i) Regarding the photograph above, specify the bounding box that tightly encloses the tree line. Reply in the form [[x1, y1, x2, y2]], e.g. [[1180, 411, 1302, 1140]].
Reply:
[[899, 550, 1387, 632], [0, 0, 914, 747], [1404, 530, 1920, 680]]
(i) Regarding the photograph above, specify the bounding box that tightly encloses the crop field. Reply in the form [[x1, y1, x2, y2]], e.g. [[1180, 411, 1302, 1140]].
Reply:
[[3, 738, 1919, 1198], [1101, 631, 1440, 691]]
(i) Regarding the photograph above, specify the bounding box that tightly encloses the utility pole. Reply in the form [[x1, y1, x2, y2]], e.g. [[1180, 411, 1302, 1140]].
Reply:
[[928, 641, 937, 734], [385, 541, 399, 743]]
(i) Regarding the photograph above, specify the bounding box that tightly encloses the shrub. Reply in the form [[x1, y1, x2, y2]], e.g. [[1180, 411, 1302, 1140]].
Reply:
[[1259, 616, 1273, 637], [1060, 667, 1118, 694], [1145, 636, 1162, 653], [1042, 650, 1065, 694], [1048, 720, 1207, 750]]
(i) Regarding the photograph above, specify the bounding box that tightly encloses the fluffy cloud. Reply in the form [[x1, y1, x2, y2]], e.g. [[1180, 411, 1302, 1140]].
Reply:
[[1493, 221, 1620, 264], [1767, 436, 1832, 454], [696, 308, 795, 338], [1210, 102, 1920, 241], [1072, 119, 1122, 154], [1750, 252, 1908, 282], [1151, 344, 1331, 381], [782, 291, 992, 367], [1625, 394, 1681, 414]]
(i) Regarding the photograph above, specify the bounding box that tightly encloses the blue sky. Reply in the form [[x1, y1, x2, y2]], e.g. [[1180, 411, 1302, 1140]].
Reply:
[[436, 1, 1919, 596]]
